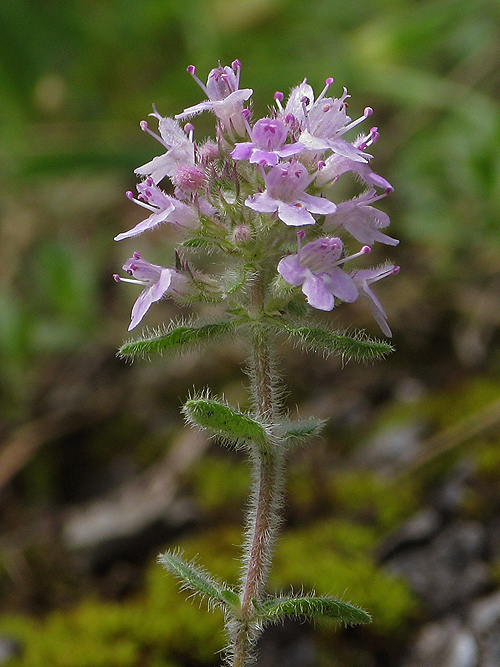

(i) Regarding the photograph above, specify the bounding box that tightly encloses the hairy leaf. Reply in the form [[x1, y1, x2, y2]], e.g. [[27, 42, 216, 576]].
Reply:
[[277, 417, 325, 445], [284, 325, 394, 362], [158, 550, 238, 608], [183, 396, 271, 451], [255, 595, 371, 625], [118, 321, 235, 360]]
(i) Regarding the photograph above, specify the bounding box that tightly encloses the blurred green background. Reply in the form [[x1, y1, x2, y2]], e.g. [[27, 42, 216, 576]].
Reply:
[[1, 0, 500, 665]]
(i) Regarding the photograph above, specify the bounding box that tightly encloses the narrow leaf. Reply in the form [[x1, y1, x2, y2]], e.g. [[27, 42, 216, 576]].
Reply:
[[158, 550, 238, 608], [183, 397, 271, 451], [284, 325, 394, 363], [256, 595, 371, 625], [277, 417, 325, 445], [118, 321, 235, 360]]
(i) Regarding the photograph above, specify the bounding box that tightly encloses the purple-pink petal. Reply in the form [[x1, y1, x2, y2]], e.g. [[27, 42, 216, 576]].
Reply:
[[277, 254, 307, 285], [276, 142, 305, 158], [230, 143, 254, 161], [248, 149, 279, 166], [115, 206, 175, 241], [245, 192, 278, 214], [299, 193, 337, 216], [302, 272, 335, 310], [277, 201, 316, 226], [325, 267, 359, 303], [129, 269, 173, 330]]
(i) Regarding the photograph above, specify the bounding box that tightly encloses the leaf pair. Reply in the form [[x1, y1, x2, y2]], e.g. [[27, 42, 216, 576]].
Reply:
[[158, 551, 371, 626], [118, 319, 393, 364], [183, 394, 326, 453]]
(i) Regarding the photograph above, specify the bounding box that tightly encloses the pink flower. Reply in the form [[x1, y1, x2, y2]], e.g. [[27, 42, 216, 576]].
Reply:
[[114, 252, 192, 330], [277, 233, 366, 310], [279, 79, 372, 162], [315, 127, 392, 190], [245, 162, 337, 227], [324, 189, 398, 246], [175, 62, 252, 136], [114, 178, 199, 241], [351, 264, 400, 337], [135, 108, 195, 184], [231, 117, 304, 167]]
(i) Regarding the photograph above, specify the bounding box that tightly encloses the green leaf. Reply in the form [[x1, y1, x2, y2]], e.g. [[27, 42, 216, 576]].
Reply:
[[277, 417, 325, 445], [221, 589, 241, 606], [118, 320, 235, 360], [255, 595, 371, 625], [284, 325, 394, 363], [183, 396, 271, 452], [158, 550, 239, 609]]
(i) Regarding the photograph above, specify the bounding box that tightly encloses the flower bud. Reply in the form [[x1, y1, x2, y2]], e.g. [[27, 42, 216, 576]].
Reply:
[[199, 141, 219, 164], [232, 224, 252, 245], [171, 165, 207, 194]]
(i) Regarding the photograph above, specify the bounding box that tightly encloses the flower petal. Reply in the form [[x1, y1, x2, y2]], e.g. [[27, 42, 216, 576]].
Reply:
[[302, 271, 335, 311], [299, 193, 337, 216], [249, 149, 279, 166], [230, 143, 254, 161], [325, 267, 359, 303], [245, 192, 278, 214], [277, 254, 307, 286], [128, 269, 173, 331], [277, 201, 316, 226], [114, 205, 175, 241]]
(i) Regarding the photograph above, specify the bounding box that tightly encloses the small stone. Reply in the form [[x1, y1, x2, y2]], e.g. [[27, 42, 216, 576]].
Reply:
[[402, 618, 477, 667]]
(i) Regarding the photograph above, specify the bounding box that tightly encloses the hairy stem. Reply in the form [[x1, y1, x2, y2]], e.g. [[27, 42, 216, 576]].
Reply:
[[230, 278, 284, 667]]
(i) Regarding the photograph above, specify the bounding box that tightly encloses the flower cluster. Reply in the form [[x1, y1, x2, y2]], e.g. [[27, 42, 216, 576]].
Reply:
[[115, 60, 399, 335]]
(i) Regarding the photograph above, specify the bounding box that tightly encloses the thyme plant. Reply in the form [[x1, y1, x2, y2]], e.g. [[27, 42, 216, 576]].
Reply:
[[114, 61, 398, 666]]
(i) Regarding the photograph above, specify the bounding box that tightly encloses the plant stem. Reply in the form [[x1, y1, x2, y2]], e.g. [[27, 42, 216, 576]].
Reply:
[[230, 278, 284, 667]]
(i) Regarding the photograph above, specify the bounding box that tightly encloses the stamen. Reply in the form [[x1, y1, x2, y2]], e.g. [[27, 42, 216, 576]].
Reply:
[[316, 77, 335, 104], [338, 107, 373, 137], [364, 189, 390, 206], [335, 245, 371, 266], [368, 265, 400, 284], [114, 274, 147, 286], [187, 65, 209, 96], [126, 190, 156, 212], [300, 97, 311, 132], [231, 59, 241, 87], [184, 122, 195, 143], [240, 109, 253, 138], [139, 120, 171, 150], [357, 127, 379, 151], [296, 228, 306, 254], [274, 91, 284, 113]]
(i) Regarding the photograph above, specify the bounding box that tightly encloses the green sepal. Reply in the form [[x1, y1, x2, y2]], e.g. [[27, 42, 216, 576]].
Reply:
[[158, 550, 239, 609], [254, 595, 371, 625], [118, 320, 235, 360], [284, 325, 394, 363], [183, 395, 271, 452], [277, 417, 325, 446]]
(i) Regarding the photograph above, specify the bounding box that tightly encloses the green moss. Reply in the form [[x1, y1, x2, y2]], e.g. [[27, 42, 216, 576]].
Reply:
[[489, 559, 500, 587], [0, 515, 416, 667], [0, 547, 229, 667], [287, 463, 319, 514], [189, 455, 250, 512], [331, 470, 421, 534], [474, 438, 500, 477], [271, 520, 418, 633], [370, 377, 500, 437]]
